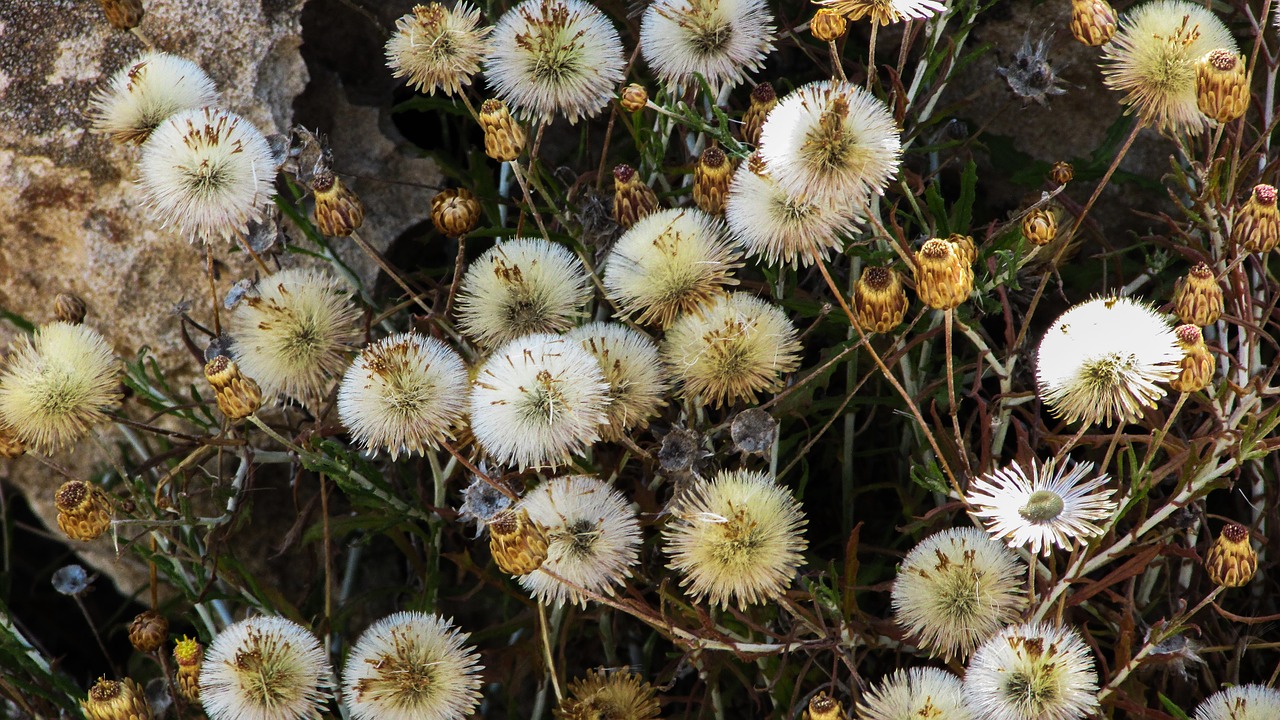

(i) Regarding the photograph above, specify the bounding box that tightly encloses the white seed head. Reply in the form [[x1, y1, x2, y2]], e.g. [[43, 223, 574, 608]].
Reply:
[[90, 51, 220, 145], [386, 2, 492, 97], [725, 161, 858, 267], [1193, 685, 1280, 720], [639, 0, 776, 91], [858, 667, 973, 720], [455, 238, 592, 348], [199, 616, 333, 720], [963, 622, 1101, 720], [565, 322, 669, 440]]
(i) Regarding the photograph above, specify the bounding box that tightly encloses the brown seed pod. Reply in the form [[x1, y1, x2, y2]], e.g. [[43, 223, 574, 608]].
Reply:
[[54, 292, 88, 325], [432, 187, 483, 237], [128, 610, 168, 654], [96, 0, 145, 30]]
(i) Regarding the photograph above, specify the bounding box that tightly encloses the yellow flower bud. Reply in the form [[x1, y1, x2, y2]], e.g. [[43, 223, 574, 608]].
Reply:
[[811, 9, 848, 42], [173, 636, 204, 703], [204, 355, 263, 422], [1070, 0, 1117, 47], [1233, 184, 1280, 254], [311, 170, 365, 237], [1196, 49, 1249, 124], [55, 480, 112, 542], [619, 83, 648, 113], [1204, 522, 1257, 588], [81, 677, 152, 720], [1172, 262, 1223, 327], [1022, 207, 1058, 247], [741, 82, 776, 146], [479, 98, 527, 162], [693, 146, 735, 216], [431, 187, 482, 237], [914, 238, 973, 310], [853, 266, 908, 333], [489, 508, 550, 576], [804, 692, 848, 720], [1169, 324, 1214, 393], [612, 164, 659, 229]]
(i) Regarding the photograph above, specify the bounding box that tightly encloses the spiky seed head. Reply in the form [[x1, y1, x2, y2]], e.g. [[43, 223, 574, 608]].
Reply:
[[90, 52, 218, 145], [1173, 262, 1223, 326], [566, 322, 668, 440], [484, 0, 625, 124], [342, 612, 484, 720], [1050, 161, 1074, 185], [311, 170, 365, 237], [554, 669, 661, 720], [1069, 0, 1118, 46], [812, 0, 946, 25], [857, 668, 971, 720], [619, 83, 648, 113], [431, 188, 483, 237], [612, 164, 660, 229], [129, 610, 169, 654], [386, 2, 491, 97], [1204, 522, 1257, 588], [174, 636, 204, 703], [963, 623, 1100, 720], [740, 81, 776, 146], [913, 238, 974, 310], [489, 508, 551, 575], [853, 266, 908, 333], [1022, 206, 1059, 247], [96, 0, 145, 29], [1195, 48, 1249, 123], [199, 615, 333, 720], [1169, 324, 1215, 393], [81, 677, 153, 720], [639, 0, 776, 92], [693, 146, 735, 216], [54, 293, 88, 325], [1233, 184, 1280, 253], [1192, 684, 1280, 720], [205, 355, 263, 421], [725, 161, 858, 268], [0, 322, 122, 452], [455, 238, 592, 347], [478, 98, 527, 161]]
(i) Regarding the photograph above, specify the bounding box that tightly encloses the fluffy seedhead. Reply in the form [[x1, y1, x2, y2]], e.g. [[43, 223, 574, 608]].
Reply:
[[858, 668, 971, 720], [90, 52, 218, 145], [1192, 684, 1280, 720], [386, 2, 491, 97], [639, 0, 776, 91], [725, 160, 858, 267], [566, 322, 669, 440], [962, 623, 1100, 720], [455, 238, 592, 347], [199, 616, 333, 720]]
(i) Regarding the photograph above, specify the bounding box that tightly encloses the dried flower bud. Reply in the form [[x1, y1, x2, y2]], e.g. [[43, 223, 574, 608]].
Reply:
[[1169, 324, 1214, 393], [1196, 49, 1249, 124], [172, 636, 203, 703], [659, 427, 705, 473], [947, 233, 977, 267], [0, 423, 24, 459], [741, 82, 776, 146], [804, 692, 847, 720], [96, 0, 145, 30], [431, 187, 482, 237], [1233, 184, 1280, 253], [81, 677, 152, 720], [914, 238, 973, 310], [128, 610, 168, 654], [1069, 0, 1117, 47], [1022, 206, 1058, 247], [619, 83, 648, 113], [612, 164, 659, 229], [693, 146, 734, 216], [854, 266, 908, 333], [54, 293, 87, 324], [488, 508, 550, 576], [1173, 262, 1223, 327], [1049, 161, 1074, 186], [730, 407, 777, 455], [811, 9, 848, 42], [479, 98, 526, 162], [1205, 522, 1257, 588], [55, 480, 112, 542], [204, 355, 262, 421], [311, 169, 365, 237]]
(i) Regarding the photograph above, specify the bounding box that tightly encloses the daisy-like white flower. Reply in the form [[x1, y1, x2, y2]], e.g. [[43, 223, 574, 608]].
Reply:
[[967, 458, 1117, 555], [230, 268, 362, 406], [814, 0, 946, 25], [724, 156, 858, 267], [1193, 685, 1280, 720], [1036, 296, 1180, 426], [337, 333, 469, 459], [555, 669, 662, 720], [891, 527, 1026, 661], [639, 0, 776, 91], [342, 612, 484, 720], [90, 51, 220, 145], [455, 238, 591, 348], [386, 3, 491, 97], [199, 616, 333, 720], [469, 333, 610, 469], [484, 0, 625, 124], [757, 80, 901, 204], [1101, 0, 1237, 135], [565, 322, 668, 440], [0, 322, 121, 453], [603, 208, 742, 328], [663, 469, 807, 609], [963, 623, 1100, 720], [858, 667, 973, 720], [662, 292, 801, 408], [137, 107, 278, 242], [517, 474, 642, 607]]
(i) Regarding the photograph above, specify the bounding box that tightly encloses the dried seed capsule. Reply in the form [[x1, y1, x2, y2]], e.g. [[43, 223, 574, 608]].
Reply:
[[1022, 206, 1058, 247], [1172, 262, 1223, 327], [811, 9, 848, 42], [741, 82, 776, 146], [479, 98, 526, 162], [619, 83, 648, 113], [804, 692, 848, 720], [204, 355, 263, 421], [488, 508, 550, 576], [853, 266, 908, 333], [1204, 522, 1257, 588], [913, 238, 973, 310], [431, 187, 482, 237], [81, 677, 152, 720], [1169, 324, 1214, 393], [1196, 49, 1249, 124], [693, 146, 734, 216], [55, 480, 112, 542], [1049, 161, 1074, 186], [1233, 184, 1280, 253], [612, 164, 658, 229], [54, 293, 87, 325], [1069, 0, 1117, 47], [311, 169, 365, 237], [173, 636, 203, 703], [128, 610, 168, 654], [96, 0, 145, 30]]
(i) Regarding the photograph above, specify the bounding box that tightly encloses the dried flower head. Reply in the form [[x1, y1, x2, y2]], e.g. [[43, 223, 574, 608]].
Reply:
[[485, 0, 625, 123], [53, 292, 88, 325], [566, 322, 668, 440], [469, 333, 610, 469], [517, 475, 642, 607], [662, 292, 801, 407], [555, 669, 661, 720], [386, 2, 491, 97], [603, 208, 742, 328], [90, 52, 219, 145], [891, 527, 1026, 660], [963, 623, 1101, 720], [729, 407, 777, 455], [1169, 323, 1215, 393], [457, 473, 515, 535], [81, 677, 153, 720], [338, 332, 469, 459], [456, 238, 592, 347], [1035, 296, 1180, 426], [0, 322, 121, 452], [1204, 522, 1257, 588], [229, 268, 362, 406], [1193, 684, 1280, 720], [967, 458, 1117, 555], [1233, 184, 1280, 253], [725, 160, 858, 267], [129, 610, 169, 654], [813, 0, 945, 25], [664, 469, 807, 609], [1172, 262, 1223, 327], [138, 107, 277, 242], [999, 30, 1068, 106], [1101, 0, 1237, 135], [639, 0, 776, 91], [858, 668, 971, 720], [342, 612, 484, 720], [1022, 205, 1059, 247], [431, 187, 483, 237], [810, 9, 848, 42], [199, 616, 333, 720], [853, 266, 908, 333], [96, 0, 145, 30]]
